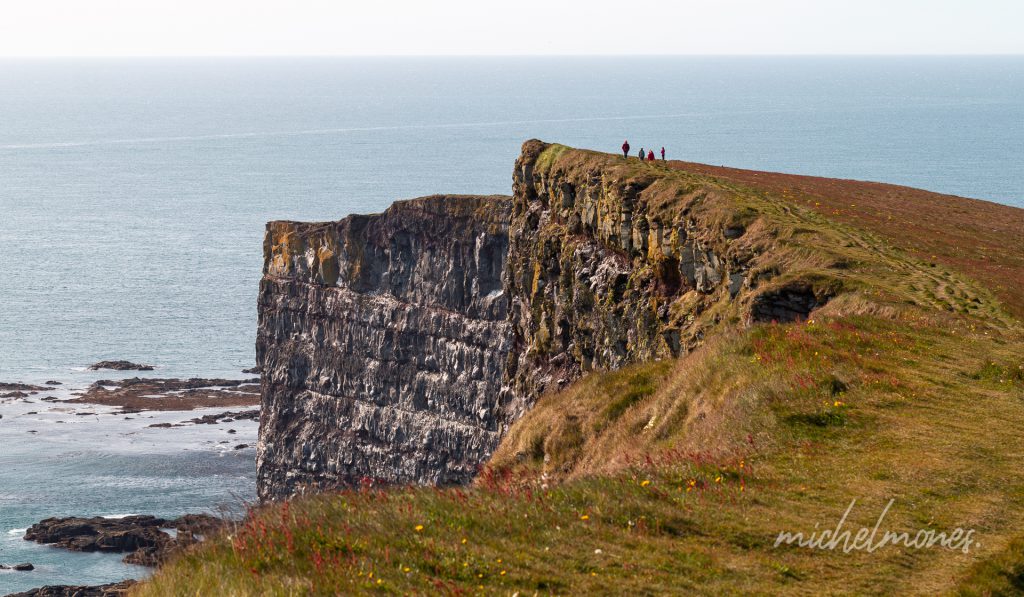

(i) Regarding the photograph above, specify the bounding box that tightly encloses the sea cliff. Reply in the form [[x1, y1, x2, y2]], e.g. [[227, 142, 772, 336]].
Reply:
[[256, 195, 513, 500], [255, 141, 836, 500]]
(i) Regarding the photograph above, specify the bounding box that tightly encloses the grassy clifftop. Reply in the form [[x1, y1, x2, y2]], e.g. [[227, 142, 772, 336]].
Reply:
[[139, 145, 1024, 595]]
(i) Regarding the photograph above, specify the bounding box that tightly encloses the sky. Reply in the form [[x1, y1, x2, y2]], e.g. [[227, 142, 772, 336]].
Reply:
[[1, 0, 1022, 57]]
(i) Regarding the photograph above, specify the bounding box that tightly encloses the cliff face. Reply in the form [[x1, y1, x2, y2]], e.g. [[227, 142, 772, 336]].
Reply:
[[504, 141, 761, 401], [257, 141, 798, 500], [256, 196, 513, 500]]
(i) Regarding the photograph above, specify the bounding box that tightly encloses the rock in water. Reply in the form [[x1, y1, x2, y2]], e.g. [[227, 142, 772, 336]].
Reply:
[[87, 360, 154, 371], [23, 514, 224, 567], [7, 580, 137, 596], [73, 377, 260, 411]]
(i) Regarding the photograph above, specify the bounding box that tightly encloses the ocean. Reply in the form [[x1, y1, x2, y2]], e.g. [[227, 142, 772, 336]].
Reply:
[[0, 56, 1022, 593]]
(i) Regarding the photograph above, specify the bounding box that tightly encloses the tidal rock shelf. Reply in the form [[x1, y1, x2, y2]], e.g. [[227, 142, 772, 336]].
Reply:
[[70, 377, 260, 412]]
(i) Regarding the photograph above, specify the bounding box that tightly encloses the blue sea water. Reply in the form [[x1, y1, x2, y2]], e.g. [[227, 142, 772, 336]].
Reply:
[[0, 56, 1022, 592]]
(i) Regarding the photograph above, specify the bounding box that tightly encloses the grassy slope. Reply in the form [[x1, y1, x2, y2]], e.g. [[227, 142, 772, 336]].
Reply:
[[138, 148, 1024, 596]]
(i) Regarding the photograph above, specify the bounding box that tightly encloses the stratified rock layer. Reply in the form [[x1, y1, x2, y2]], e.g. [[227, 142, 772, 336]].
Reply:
[[257, 196, 513, 500]]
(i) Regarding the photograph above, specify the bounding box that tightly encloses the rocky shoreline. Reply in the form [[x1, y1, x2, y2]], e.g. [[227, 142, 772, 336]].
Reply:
[[23, 514, 225, 568], [6, 580, 137, 596], [1, 366, 260, 595], [2, 514, 227, 597]]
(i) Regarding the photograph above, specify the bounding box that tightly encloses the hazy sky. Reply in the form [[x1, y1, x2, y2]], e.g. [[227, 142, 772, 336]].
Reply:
[[2, 0, 1022, 57]]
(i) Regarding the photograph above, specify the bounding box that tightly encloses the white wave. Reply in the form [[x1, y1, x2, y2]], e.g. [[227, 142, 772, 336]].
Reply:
[[7, 528, 26, 535]]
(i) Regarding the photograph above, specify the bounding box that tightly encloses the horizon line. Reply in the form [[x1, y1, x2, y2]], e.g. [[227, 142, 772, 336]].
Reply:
[[1, 52, 1023, 60]]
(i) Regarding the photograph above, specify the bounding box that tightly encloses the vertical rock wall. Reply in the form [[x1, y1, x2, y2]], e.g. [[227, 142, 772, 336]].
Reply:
[[256, 196, 513, 500], [504, 140, 749, 402]]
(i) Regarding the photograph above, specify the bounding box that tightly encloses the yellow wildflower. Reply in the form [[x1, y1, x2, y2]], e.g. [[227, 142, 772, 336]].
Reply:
[[414, 525, 423, 532]]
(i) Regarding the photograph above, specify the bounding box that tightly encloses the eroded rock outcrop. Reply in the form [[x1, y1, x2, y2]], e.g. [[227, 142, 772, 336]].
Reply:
[[257, 195, 514, 500]]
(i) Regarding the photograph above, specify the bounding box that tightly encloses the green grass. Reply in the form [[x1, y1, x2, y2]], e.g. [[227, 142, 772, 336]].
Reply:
[[138, 144, 1024, 595], [599, 362, 673, 425]]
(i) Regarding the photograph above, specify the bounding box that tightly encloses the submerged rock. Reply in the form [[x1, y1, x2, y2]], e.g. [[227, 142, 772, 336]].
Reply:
[[0, 383, 47, 392], [0, 562, 35, 571], [87, 361, 154, 371], [187, 409, 259, 425]]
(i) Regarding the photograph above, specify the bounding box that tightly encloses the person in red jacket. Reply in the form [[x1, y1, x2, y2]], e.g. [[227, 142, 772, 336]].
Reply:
[[647, 149, 655, 161], [661, 147, 666, 161], [622, 140, 630, 159]]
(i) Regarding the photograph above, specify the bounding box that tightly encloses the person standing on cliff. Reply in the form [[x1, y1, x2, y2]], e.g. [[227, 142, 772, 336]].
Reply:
[[647, 149, 655, 161], [622, 140, 630, 159], [661, 147, 666, 161], [638, 147, 645, 160]]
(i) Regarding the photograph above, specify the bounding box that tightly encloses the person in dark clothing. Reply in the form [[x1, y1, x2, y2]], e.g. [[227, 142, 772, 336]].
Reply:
[[661, 147, 666, 161], [638, 147, 645, 160], [622, 140, 630, 158], [647, 149, 655, 161]]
